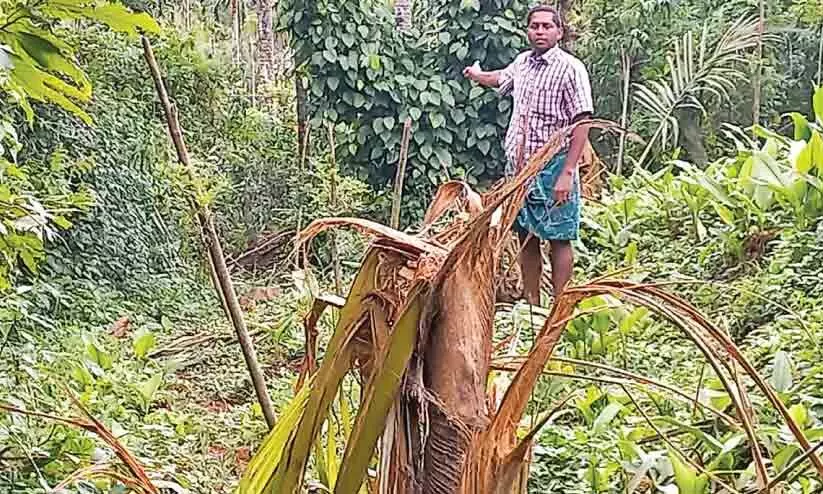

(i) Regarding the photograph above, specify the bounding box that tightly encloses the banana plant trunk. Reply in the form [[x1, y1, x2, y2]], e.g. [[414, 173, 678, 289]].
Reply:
[[421, 246, 496, 493]]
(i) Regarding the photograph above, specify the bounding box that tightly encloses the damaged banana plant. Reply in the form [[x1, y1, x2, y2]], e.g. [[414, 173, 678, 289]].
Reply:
[[237, 121, 823, 494]]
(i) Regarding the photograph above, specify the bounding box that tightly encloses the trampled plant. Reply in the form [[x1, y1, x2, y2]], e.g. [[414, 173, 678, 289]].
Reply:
[[237, 123, 823, 493]]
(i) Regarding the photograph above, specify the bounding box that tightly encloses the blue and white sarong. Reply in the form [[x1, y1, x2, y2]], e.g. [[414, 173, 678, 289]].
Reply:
[[511, 151, 581, 241]]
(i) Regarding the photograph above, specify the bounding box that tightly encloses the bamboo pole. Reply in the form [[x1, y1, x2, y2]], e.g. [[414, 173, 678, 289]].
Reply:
[[295, 121, 311, 271], [390, 118, 413, 229], [817, 24, 823, 87], [753, 0, 765, 127], [327, 123, 343, 294], [230, 0, 240, 63], [616, 49, 631, 176], [141, 37, 277, 429]]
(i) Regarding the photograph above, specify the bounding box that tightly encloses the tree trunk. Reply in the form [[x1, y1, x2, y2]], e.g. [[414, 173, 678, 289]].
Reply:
[[230, 0, 240, 63], [817, 24, 823, 87], [256, 0, 275, 103], [752, 0, 765, 126], [183, 0, 192, 30], [249, 38, 257, 106], [677, 107, 708, 166], [296, 76, 309, 154], [395, 0, 411, 30], [616, 49, 632, 176]]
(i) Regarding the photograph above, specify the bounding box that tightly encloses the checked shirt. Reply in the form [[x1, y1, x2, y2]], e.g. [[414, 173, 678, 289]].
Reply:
[[498, 45, 594, 173]]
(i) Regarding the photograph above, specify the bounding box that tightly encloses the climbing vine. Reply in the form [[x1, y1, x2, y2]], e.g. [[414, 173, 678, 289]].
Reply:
[[282, 0, 532, 219]]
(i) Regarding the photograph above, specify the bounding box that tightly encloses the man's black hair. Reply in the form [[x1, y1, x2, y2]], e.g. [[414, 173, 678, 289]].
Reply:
[[526, 5, 564, 29]]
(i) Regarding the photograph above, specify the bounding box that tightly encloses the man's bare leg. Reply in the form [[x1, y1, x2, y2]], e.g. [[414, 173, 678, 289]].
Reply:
[[549, 239, 574, 297], [518, 230, 542, 305]]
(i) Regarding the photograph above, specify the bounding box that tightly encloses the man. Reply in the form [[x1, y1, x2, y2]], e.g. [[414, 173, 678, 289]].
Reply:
[[463, 5, 593, 304]]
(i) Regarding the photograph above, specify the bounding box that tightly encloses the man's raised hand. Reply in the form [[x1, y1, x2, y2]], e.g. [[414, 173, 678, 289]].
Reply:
[[463, 61, 481, 81]]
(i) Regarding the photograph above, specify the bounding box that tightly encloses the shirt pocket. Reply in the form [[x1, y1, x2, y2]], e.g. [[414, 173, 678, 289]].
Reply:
[[534, 88, 561, 120]]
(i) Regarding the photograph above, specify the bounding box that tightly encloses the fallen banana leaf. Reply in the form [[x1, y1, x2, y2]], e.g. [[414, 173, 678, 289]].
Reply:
[[237, 380, 313, 493], [335, 283, 429, 494], [268, 251, 382, 493]]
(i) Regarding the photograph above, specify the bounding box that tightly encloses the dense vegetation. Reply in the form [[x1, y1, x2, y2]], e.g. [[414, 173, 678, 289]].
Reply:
[[1, 0, 823, 493]]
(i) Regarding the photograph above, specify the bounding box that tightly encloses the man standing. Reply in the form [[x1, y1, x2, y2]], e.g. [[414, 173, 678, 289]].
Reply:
[[463, 5, 593, 304]]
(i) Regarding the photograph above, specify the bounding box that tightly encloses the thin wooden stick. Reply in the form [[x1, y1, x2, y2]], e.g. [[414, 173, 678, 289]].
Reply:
[[141, 36, 276, 429], [390, 118, 413, 229], [817, 24, 823, 87], [616, 48, 631, 176], [295, 120, 311, 270], [326, 122, 343, 294], [752, 0, 765, 126]]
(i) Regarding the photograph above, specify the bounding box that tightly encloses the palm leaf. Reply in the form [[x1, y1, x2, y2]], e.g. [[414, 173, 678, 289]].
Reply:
[[634, 15, 764, 166], [335, 283, 428, 494], [237, 380, 314, 493], [266, 251, 382, 493]]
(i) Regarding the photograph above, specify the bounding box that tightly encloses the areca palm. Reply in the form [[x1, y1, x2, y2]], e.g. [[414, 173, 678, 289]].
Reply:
[[634, 15, 767, 167]]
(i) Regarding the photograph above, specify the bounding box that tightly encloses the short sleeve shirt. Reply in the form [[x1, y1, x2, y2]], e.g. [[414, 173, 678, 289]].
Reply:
[[498, 46, 593, 171]]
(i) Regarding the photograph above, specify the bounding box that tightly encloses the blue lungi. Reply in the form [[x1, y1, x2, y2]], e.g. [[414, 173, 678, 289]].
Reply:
[[511, 151, 581, 241]]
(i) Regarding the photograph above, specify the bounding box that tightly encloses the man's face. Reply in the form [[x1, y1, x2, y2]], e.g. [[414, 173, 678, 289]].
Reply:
[[527, 11, 562, 52]]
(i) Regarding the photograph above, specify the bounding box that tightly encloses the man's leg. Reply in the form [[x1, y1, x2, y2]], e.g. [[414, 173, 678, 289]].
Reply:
[[518, 230, 542, 305], [549, 240, 574, 297]]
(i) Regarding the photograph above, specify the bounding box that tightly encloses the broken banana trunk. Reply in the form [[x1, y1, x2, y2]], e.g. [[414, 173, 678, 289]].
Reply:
[[235, 121, 823, 494]]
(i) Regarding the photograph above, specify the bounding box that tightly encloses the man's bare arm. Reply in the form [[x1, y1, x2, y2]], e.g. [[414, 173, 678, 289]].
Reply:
[[463, 62, 502, 88], [563, 117, 591, 175], [553, 115, 591, 204]]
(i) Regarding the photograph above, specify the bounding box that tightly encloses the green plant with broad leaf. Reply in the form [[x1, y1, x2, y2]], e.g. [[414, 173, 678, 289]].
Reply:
[[280, 0, 530, 221], [0, 0, 159, 123], [0, 120, 92, 292]]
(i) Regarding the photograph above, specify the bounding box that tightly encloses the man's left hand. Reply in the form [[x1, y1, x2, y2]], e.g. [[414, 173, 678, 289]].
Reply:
[[554, 171, 574, 205]]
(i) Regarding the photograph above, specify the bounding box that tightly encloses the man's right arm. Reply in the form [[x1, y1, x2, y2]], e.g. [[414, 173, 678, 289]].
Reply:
[[463, 63, 502, 87], [465, 55, 521, 95]]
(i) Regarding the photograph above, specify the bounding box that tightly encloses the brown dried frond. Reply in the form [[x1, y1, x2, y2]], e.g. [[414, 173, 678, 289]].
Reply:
[[580, 141, 606, 200], [1, 394, 160, 494]]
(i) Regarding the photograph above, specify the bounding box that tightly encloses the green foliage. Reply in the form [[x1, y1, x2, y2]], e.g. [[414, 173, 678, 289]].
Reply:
[[17, 32, 193, 300], [0, 0, 160, 123], [523, 91, 823, 493], [576, 0, 821, 167], [5, 1, 823, 493], [669, 449, 709, 494], [585, 89, 823, 271], [282, 0, 530, 220], [0, 119, 92, 293], [133, 327, 156, 359]]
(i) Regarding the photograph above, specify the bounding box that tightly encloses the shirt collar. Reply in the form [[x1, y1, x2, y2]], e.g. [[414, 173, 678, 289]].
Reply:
[[529, 46, 561, 64]]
